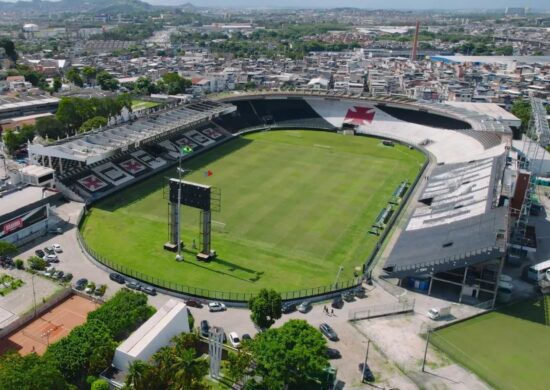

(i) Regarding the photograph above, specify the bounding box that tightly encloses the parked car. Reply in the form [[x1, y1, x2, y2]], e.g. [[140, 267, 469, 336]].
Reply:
[[331, 295, 344, 309], [109, 273, 125, 284], [62, 273, 73, 283], [319, 323, 338, 341], [44, 246, 55, 255], [53, 271, 64, 280], [49, 227, 63, 235], [208, 302, 226, 312], [35, 249, 45, 258], [75, 278, 88, 290], [126, 281, 141, 291], [229, 332, 241, 348], [45, 267, 56, 278], [326, 348, 341, 359], [297, 301, 311, 313], [45, 254, 59, 263], [142, 286, 157, 296], [200, 320, 210, 337], [354, 286, 367, 298], [359, 363, 375, 382], [281, 302, 297, 314], [52, 244, 62, 253], [242, 333, 252, 342], [186, 299, 203, 308], [342, 291, 355, 302]]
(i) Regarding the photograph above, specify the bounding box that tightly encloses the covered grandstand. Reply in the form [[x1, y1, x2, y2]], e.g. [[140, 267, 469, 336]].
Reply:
[[382, 155, 509, 305], [28, 99, 235, 201]]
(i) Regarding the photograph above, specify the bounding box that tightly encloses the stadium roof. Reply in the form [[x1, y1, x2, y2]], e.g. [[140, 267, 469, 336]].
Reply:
[[28, 100, 235, 165], [383, 155, 508, 278], [430, 55, 550, 66], [446, 102, 521, 128]]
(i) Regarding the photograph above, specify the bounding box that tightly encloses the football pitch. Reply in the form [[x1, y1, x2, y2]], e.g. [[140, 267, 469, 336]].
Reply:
[[431, 297, 550, 390], [81, 130, 424, 294]]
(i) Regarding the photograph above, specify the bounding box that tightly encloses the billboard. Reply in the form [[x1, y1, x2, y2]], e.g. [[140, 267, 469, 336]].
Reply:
[[169, 179, 211, 211], [0, 205, 48, 240]]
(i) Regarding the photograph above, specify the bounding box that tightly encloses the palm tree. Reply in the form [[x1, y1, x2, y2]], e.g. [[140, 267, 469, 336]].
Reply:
[[152, 346, 174, 388], [125, 360, 150, 390], [170, 348, 209, 390]]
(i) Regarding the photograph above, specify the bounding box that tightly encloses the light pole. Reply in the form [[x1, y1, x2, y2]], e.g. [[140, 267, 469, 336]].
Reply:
[[362, 339, 371, 380], [175, 156, 184, 262], [31, 274, 37, 318], [422, 328, 432, 372]]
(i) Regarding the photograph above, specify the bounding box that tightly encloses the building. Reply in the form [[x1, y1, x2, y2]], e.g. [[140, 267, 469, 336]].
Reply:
[[0, 185, 62, 246], [107, 299, 190, 388]]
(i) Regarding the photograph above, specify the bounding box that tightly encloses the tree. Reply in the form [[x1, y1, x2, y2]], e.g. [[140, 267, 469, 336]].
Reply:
[[250, 319, 328, 389], [27, 256, 48, 271], [91, 378, 110, 390], [66, 68, 83, 87], [0, 241, 17, 258], [44, 319, 117, 386], [35, 117, 65, 140], [96, 70, 119, 91], [2, 130, 19, 154], [248, 288, 282, 329], [79, 116, 107, 133], [52, 76, 62, 93], [0, 351, 69, 390], [0, 38, 17, 63], [227, 347, 253, 385], [160, 72, 191, 95], [82, 66, 97, 85], [511, 98, 531, 133], [125, 360, 151, 390], [170, 348, 209, 390], [135, 76, 157, 95], [87, 289, 155, 341]]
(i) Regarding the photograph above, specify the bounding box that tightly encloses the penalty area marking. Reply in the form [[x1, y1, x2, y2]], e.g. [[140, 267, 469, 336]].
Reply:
[[314, 144, 332, 150]]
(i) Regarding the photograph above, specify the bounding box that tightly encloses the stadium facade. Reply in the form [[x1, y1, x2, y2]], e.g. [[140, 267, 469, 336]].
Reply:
[[26, 92, 521, 305]]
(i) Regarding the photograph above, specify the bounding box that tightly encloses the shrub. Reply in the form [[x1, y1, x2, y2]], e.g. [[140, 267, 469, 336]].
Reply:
[[14, 259, 24, 270], [91, 378, 110, 390]]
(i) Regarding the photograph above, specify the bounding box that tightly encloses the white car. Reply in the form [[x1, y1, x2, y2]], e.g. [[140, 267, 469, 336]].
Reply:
[[46, 254, 59, 263], [229, 332, 241, 348], [52, 244, 62, 253], [208, 302, 226, 312]]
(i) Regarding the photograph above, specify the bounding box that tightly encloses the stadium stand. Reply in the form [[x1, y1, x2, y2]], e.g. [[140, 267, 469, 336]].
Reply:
[[383, 154, 509, 303], [376, 105, 472, 129], [456, 130, 502, 150], [214, 98, 334, 132]]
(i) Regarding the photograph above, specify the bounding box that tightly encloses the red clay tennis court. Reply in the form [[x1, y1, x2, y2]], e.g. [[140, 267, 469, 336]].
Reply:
[[0, 294, 99, 356]]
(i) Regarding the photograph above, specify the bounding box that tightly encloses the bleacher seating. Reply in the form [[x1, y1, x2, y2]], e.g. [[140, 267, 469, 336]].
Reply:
[[215, 99, 334, 133], [377, 105, 471, 130], [457, 130, 502, 150]]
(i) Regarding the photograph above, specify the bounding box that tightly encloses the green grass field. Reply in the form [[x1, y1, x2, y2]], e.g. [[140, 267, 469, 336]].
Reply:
[[431, 297, 550, 390], [81, 130, 424, 294], [131, 100, 160, 110]]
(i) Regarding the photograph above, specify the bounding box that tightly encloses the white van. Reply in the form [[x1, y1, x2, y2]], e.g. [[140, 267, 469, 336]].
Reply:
[[527, 260, 550, 281]]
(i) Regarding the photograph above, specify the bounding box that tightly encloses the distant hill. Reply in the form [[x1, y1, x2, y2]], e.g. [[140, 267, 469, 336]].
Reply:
[[0, 0, 156, 14]]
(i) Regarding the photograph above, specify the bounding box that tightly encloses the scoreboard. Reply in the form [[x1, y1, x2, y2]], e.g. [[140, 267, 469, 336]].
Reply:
[[169, 179, 211, 211]]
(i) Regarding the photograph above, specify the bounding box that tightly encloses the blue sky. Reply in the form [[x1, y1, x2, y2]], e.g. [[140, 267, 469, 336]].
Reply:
[[144, 0, 547, 9]]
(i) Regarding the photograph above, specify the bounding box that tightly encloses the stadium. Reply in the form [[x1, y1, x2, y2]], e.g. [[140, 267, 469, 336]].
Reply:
[[27, 92, 517, 303]]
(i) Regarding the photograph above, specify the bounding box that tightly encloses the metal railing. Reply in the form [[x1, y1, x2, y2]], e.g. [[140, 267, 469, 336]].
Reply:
[[348, 299, 415, 321], [76, 229, 361, 303]]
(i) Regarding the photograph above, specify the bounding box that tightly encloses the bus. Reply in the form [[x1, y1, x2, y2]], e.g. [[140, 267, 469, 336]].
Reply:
[[527, 260, 550, 281]]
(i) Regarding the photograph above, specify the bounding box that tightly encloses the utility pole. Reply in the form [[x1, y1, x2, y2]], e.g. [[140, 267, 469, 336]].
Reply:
[[422, 328, 431, 372], [31, 274, 37, 318]]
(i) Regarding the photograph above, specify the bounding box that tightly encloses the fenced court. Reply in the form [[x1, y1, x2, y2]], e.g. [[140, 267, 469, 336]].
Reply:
[[0, 294, 99, 356]]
